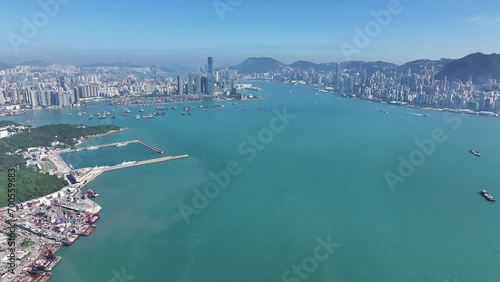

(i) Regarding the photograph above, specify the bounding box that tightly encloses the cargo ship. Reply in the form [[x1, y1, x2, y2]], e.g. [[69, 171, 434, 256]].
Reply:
[[85, 189, 99, 198], [23, 271, 52, 282], [87, 213, 100, 224], [61, 234, 79, 246], [81, 225, 96, 236], [479, 190, 496, 201], [45, 256, 62, 271]]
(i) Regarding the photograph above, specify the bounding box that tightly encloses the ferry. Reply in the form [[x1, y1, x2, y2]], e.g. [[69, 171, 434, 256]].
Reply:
[[479, 190, 496, 201], [469, 149, 481, 157]]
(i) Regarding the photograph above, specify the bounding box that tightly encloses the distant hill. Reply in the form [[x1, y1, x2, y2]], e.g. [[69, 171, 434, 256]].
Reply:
[[399, 58, 454, 74], [80, 61, 146, 68], [232, 57, 397, 74], [19, 60, 51, 67], [436, 53, 500, 84], [342, 61, 398, 75], [232, 57, 286, 73], [289, 60, 320, 70], [0, 62, 14, 70]]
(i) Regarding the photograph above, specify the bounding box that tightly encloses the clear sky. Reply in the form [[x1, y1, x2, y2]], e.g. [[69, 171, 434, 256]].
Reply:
[[0, 0, 499, 66]]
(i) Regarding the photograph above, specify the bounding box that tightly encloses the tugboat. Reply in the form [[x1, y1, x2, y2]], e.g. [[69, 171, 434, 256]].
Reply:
[[479, 190, 496, 201], [469, 149, 481, 157]]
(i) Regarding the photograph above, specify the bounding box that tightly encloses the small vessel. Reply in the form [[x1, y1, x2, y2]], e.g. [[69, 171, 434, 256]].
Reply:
[[479, 190, 496, 202], [380, 110, 389, 114], [161, 112, 166, 115], [135, 114, 140, 120], [171, 107, 177, 110], [469, 149, 481, 157], [188, 112, 192, 115], [82, 225, 96, 236], [110, 115, 116, 119], [139, 108, 144, 112], [181, 112, 186, 115], [88, 115, 94, 120], [422, 114, 430, 117], [67, 113, 72, 116]]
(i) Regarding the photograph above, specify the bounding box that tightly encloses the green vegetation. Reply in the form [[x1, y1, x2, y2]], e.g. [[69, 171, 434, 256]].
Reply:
[[0, 124, 120, 153], [20, 239, 36, 248], [0, 169, 67, 206], [0, 122, 121, 207], [0, 120, 21, 127]]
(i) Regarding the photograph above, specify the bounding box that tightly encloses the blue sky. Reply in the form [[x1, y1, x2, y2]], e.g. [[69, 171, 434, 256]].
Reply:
[[0, 0, 499, 66]]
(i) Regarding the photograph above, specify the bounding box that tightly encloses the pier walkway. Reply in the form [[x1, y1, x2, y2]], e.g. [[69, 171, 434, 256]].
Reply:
[[75, 155, 189, 185], [138, 140, 163, 154]]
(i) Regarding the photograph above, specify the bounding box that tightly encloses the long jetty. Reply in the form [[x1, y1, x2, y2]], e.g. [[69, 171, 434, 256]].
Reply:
[[63, 139, 164, 154], [139, 140, 163, 154], [103, 155, 188, 171], [75, 155, 189, 185]]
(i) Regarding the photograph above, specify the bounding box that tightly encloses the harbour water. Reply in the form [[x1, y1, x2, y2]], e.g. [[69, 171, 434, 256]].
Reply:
[[4, 82, 500, 282]]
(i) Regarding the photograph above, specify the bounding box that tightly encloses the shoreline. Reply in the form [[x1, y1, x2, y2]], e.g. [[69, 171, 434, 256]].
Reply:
[[265, 80, 500, 118]]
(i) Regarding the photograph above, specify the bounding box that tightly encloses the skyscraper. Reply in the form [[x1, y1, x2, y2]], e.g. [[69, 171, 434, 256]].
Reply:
[[177, 75, 184, 95], [207, 57, 214, 94], [335, 63, 342, 92]]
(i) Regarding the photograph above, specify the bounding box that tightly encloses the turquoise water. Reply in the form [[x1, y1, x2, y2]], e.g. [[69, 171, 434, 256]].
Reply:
[[3, 82, 500, 282]]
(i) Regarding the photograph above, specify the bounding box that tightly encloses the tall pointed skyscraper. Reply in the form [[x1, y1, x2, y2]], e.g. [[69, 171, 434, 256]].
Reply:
[[207, 57, 214, 94]]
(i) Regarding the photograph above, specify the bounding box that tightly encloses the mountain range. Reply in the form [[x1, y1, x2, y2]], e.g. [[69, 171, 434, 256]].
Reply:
[[1, 53, 500, 84], [435, 53, 500, 84]]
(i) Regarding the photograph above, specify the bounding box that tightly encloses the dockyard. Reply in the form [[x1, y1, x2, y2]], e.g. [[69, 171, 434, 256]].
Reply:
[[1, 139, 188, 281]]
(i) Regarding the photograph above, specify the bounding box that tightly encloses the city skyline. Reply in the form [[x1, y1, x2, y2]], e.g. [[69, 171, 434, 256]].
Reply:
[[1, 0, 500, 65]]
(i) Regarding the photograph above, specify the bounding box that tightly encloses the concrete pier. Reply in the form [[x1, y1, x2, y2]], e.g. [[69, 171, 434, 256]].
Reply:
[[75, 155, 188, 185]]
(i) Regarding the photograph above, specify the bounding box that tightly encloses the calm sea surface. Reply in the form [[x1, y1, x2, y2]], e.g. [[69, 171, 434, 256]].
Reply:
[[3, 81, 500, 282]]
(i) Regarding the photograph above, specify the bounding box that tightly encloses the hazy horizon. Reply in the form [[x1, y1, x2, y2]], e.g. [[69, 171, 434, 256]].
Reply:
[[1, 0, 499, 67]]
